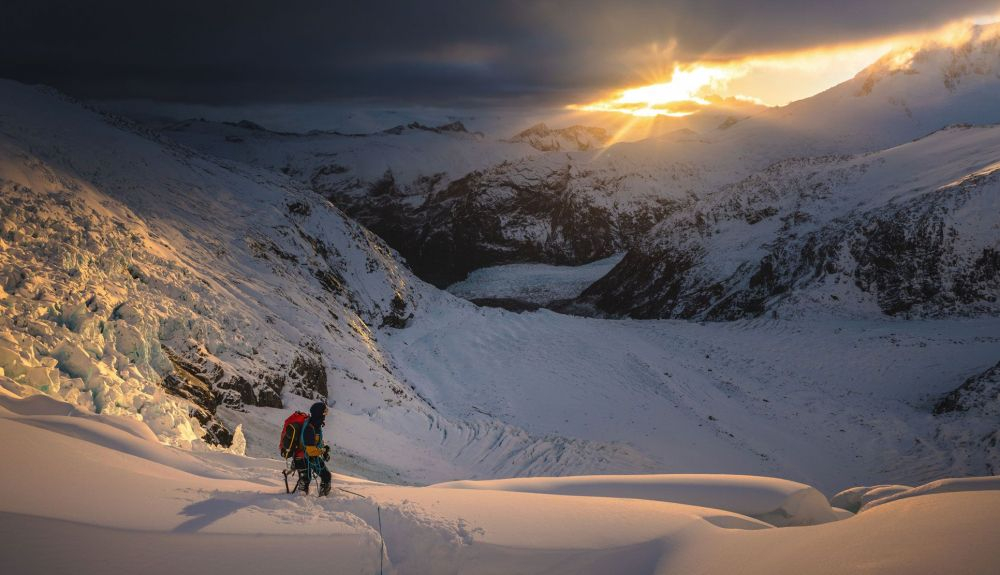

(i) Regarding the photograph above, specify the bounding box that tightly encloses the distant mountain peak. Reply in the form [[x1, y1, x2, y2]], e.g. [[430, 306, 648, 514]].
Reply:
[[508, 123, 610, 151], [383, 121, 472, 136], [854, 22, 1000, 97]]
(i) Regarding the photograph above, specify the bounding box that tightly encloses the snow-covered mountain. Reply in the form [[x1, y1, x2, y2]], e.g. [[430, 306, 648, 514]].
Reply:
[[0, 81, 721, 483], [151, 24, 1000, 296], [578, 124, 1000, 320], [157, 117, 685, 286], [733, 23, 1000, 155], [0, 80, 426, 449]]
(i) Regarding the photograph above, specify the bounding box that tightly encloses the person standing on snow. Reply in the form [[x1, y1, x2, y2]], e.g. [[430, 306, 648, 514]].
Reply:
[[297, 401, 332, 496]]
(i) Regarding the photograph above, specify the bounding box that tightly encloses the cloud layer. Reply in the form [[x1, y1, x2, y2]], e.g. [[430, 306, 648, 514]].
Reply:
[[2, 0, 998, 104]]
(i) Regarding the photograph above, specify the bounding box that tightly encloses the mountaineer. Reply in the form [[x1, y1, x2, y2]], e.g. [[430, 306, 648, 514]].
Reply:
[[280, 401, 332, 496]]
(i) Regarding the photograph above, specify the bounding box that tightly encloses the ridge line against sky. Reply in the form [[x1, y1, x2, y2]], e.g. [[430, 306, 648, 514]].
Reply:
[[2, 1, 999, 107]]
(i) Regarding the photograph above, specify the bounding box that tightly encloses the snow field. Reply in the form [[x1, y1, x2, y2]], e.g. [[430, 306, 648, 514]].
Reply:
[[388, 293, 1000, 491], [446, 253, 625, 305], [4, 392, 1000, 575]]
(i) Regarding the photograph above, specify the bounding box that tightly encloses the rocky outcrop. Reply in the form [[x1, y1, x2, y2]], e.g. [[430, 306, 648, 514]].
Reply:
[[161, 346, 234, 446], [316, 162, 678, 287], [932, 361, 1000, 475], [935, 361, 1000, 416]]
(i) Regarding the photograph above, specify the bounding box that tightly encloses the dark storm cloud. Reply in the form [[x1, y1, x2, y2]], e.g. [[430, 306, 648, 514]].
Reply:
[[2, 0, 998, 104]]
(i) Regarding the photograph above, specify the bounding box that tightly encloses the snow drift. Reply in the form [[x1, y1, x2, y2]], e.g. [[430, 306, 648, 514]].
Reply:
[[3, 392, 1000, 575], [434, 474, 839, 526]]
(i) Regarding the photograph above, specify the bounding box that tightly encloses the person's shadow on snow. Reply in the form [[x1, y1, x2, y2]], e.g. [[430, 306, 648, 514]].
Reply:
[[174, 494, 269, 533]]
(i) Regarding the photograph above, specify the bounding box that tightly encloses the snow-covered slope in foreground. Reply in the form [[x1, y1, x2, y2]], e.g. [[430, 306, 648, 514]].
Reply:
[[3, 392, 999, 575]]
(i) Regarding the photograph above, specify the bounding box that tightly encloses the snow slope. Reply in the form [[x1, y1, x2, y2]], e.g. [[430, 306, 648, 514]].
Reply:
[[388, 288, 1000, 492], [732, 23, 1000, 155], [3, 392, 999, 575]]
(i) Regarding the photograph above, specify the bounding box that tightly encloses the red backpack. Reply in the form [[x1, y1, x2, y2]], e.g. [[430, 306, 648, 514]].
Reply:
[[279, 411, 309, 458]]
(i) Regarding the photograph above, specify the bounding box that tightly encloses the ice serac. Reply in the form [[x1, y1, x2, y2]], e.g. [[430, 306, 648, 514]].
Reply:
[[0, 80, 420, 448]]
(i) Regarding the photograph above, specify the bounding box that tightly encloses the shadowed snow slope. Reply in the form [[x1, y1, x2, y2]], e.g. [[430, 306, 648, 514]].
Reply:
[[388, 297, 1000, 492]]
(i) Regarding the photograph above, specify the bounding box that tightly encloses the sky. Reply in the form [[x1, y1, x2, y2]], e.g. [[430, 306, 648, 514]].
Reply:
[[2, 0, 999, 111]]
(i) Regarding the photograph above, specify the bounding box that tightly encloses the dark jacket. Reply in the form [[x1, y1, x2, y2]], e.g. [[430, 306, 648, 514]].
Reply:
[[302, 420, 325, 457], [302, 402, 327, 458]]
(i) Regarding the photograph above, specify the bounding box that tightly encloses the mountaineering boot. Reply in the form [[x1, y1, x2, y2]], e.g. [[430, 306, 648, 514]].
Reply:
[[319, 482, 331, 497], [296, 473, 310, 494]]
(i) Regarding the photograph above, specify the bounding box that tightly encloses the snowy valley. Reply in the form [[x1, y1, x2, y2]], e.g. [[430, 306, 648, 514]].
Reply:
[[0, 21, 999, 575]]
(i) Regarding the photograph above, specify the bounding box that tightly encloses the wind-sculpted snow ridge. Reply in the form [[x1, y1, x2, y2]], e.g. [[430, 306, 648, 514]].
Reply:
[[433, 474, 840, 526], [831, 476, 1000, 515], [580, 124, 1000, 320], [4, 392, 1000, 575], [0, 79, 423, 448]]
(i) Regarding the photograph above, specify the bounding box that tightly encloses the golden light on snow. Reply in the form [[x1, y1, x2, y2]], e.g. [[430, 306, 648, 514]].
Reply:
[[570, 15, 1000, 118]]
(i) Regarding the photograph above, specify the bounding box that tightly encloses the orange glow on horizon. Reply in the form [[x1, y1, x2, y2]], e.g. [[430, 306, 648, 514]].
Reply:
[[569, 16, 1000, 118]]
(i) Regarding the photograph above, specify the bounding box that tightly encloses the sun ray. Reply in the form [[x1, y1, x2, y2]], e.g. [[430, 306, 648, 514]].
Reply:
[[568, 14, 1000, 118]]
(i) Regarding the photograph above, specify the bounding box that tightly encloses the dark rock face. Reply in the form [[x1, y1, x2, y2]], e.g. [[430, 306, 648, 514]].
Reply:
[[380, 293, 413, 328], [934, 361, 1000, 415], [579, 149, 1000, 320], [316, 165, 676, 287], [162, 341, 339, 445], [160, 346, 234, 447], [932, 360, 1000, 475], [286, 353, 328, 400]]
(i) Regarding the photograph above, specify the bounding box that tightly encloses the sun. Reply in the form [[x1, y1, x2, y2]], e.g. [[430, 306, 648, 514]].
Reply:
[[570, 64, 739, 117], [569, 15, 1000, 120]]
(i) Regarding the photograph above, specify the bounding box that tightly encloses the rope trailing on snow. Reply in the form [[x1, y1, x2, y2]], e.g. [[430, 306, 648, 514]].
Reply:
[[337, 487, 385, 575], [378, 506, 384, 575]]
